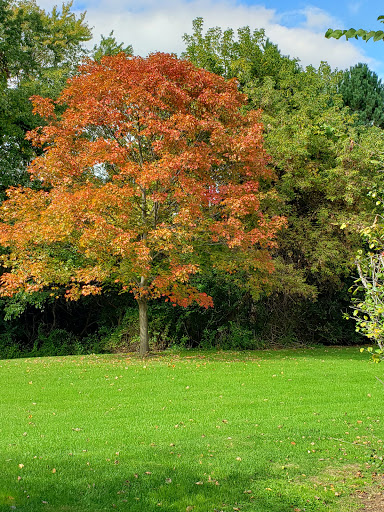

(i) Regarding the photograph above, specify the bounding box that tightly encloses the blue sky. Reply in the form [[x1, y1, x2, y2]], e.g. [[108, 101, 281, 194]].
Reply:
[[42, 0, 384, 77]]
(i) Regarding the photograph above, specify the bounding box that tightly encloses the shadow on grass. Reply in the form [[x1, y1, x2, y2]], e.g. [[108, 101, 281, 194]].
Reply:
[[110, 345, 364, 361], [4, 455, 328, 512]]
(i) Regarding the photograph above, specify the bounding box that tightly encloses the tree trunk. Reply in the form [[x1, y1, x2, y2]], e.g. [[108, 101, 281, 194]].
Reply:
[[137, 297, 150, 356]]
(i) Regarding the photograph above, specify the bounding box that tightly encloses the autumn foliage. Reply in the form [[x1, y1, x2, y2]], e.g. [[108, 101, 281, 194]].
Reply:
[[0, 53, 285, 354]]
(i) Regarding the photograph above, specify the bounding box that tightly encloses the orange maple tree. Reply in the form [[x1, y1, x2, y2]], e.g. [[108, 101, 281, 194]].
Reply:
[[0, 53, 285, 355]]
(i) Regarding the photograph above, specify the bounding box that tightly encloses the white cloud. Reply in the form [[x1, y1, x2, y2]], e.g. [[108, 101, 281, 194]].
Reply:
[[267, 24, 374, 70], [300, 6, 337, 30], [42, 0, 376, 71], [81, 0, 276, 56]]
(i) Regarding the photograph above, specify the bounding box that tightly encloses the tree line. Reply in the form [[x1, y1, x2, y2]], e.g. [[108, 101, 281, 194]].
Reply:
[[0, 2, 383, 357]]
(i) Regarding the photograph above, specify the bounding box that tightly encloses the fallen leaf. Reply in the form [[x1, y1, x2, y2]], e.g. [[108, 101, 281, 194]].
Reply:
[[195, 481, 203, 485], [52, 468, 56, 473]]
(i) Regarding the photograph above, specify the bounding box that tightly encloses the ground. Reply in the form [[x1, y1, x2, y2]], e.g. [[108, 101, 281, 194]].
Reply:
[[355, 475, 384, 511], [359, 490, 384, 511]]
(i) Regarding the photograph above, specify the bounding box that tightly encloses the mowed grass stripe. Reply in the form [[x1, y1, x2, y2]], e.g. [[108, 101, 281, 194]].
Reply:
[[0, 348, 383, 511]]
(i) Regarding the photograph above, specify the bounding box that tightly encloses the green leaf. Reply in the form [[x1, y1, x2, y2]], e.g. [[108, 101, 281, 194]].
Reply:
[[324, 28, 334, 38], [345, 28, 357, 40], [364, 31, 376, 41], [373, 31, 384, 42], [327, 29, 343, 39], [356, 29, 368, 37]]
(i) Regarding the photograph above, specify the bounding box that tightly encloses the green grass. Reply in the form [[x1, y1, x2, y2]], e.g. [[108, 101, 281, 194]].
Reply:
[[0, 347, 383, 511]]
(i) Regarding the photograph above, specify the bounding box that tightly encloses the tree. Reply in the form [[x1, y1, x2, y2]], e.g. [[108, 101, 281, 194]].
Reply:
[[326, 16, 384, 354], [91, 31, 133, 61], [0, 53, 285, 355], [338, 63, 384, 127], [182, 19, 384, 345], [0, 0, 92, 197], [347, 193, 384, 357], [182, 17, 299, 87], [3, 0, 90, 81]]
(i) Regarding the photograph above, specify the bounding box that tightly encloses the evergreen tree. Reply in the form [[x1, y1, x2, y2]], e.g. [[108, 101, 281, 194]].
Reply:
[[339, 63, 384, 127], [91, 31, 133, 61]]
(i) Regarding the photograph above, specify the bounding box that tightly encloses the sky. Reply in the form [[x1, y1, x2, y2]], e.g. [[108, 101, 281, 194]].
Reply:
[[44, 0, 384, 77]]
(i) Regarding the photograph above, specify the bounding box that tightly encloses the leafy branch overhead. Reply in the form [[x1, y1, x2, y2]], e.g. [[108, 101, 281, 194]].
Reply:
[[325, 16, 384, 42]]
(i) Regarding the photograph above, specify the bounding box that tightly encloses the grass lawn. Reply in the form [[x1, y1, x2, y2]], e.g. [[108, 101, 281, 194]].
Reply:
[[0, 347, 383, 511]]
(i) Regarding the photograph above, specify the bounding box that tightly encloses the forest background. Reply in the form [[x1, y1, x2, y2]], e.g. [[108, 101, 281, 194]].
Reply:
[[1, 0, 384, 358]]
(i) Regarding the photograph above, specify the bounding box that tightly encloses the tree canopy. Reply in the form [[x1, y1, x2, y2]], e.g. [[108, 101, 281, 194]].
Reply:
[[338, 63, 384, 127], [0, 52, 285, 354], [181, 18, 384, 345], [0, 0, 92, 197], [1, 10, 384, 357]]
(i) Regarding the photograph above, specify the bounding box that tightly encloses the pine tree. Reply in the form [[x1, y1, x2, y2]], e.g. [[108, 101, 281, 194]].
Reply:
[[339, 63, 384, 127]]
